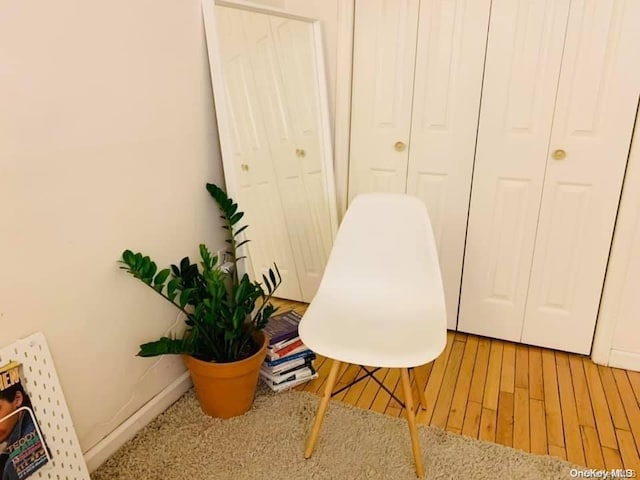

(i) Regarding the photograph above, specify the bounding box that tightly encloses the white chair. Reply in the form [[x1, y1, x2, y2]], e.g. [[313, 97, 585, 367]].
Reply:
[[299, 193, 447, 478]]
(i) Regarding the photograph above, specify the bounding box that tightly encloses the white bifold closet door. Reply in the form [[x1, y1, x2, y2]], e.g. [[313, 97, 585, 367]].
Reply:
[[348, 0, 420, 198], [406, 0, 491, 328], [216, 7, 335, 302], [458, 0, 640, 354], [348, 0, 491, 328], [216, 7, 303, 301]]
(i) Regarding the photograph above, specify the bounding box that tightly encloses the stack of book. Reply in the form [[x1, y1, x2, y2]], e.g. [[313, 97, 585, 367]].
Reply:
[[260, 310, 317, 392]]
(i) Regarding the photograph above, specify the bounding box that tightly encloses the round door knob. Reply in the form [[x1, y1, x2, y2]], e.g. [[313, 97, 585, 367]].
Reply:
[[552, 149, 566, 160], [296, 148, 306, 158], [241, 164, 249, 171], [394, 141, 406, 152]]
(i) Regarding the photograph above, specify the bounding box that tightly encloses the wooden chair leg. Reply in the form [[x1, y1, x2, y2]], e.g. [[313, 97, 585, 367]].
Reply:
[[304, 359, 342, 458], [400, 368, 425, 478], [411, 365, 429, 410]]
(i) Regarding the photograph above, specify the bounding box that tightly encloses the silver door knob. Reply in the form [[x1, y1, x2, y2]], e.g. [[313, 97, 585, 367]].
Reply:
[[394, 141, 406, 152]]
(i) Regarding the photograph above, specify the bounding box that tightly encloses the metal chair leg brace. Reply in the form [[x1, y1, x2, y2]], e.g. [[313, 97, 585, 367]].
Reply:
[[330, 366, 406, 409]]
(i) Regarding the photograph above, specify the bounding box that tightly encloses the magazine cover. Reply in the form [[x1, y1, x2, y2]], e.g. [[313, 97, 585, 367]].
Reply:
[[0, 361, 51, 480]]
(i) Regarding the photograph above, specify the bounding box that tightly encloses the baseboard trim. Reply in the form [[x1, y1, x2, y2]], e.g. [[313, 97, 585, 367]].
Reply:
[[83, 372, 192, 472], [609, 349, 640, 372]]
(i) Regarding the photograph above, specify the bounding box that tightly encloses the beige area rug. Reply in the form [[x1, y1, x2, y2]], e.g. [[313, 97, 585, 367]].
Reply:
[[92, 387, 578, 479]]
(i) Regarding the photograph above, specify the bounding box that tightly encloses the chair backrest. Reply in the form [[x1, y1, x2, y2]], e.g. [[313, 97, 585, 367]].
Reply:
[[317, 193, 446, 311]]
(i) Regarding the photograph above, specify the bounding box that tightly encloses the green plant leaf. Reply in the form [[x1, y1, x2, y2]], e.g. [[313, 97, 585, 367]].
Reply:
[[233, 225, 249, 237], [179, 288, 193, 308], [122, 250, 134, 265], [154, 269, 171, 286], [236, 239, 250, 249], [167, 278, 180, 302], [138, 337, 188, 357], [230, 212, 244, 225]]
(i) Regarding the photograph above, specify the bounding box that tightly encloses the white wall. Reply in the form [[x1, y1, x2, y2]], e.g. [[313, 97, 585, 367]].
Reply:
[[0, 0, 225, 453], [592, 108, 640, 372]]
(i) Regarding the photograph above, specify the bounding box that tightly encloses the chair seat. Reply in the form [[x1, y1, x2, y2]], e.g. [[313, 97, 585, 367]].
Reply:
[[300, 293, 447, 369]]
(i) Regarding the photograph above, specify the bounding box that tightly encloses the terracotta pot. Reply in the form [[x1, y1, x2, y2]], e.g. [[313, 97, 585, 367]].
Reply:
[[182, 331, 268, 419]]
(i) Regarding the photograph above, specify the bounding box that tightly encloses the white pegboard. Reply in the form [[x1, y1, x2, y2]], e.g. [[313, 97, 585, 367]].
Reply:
[[0, 332, 90, 480]]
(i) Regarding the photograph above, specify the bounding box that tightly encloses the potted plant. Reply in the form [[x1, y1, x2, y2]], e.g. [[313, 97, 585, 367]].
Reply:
[[119, 183, 281, 418]]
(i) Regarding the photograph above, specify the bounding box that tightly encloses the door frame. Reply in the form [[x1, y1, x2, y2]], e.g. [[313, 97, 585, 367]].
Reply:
[[333, 0, 355, 220], [591, 103, 640, 370]]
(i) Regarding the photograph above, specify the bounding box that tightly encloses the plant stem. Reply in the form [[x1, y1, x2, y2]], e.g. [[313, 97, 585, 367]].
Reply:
[[141, 281, 220, 357]]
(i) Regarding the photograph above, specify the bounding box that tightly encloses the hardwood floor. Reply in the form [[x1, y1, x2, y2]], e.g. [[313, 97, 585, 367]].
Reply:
[[273, 298, 640, 472]]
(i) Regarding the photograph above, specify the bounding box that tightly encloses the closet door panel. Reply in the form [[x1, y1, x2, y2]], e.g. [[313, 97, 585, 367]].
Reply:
[[458, 0, 571, 341], [348, 0, 420, 200], [216, 7, 303, 300], [522, 0, 640, 353], [407, 0, 491, 329], [269, 16, 332, 301]]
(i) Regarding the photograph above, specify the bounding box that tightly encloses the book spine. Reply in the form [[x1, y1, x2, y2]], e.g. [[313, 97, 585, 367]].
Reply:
[[265, 349, 313, 367], [266, 340, 305, 361], [268, 335, 301, 352], [267, 357, 314, 375], [271, 373, 318, 392], [260, 366, 314, 385]]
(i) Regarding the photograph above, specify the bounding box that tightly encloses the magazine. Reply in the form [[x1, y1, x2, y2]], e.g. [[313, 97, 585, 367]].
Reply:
[[263, 310, 302, 345], [0, 362, 51, 480]]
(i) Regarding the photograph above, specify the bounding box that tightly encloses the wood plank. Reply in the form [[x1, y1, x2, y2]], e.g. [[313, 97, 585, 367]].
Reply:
[[612, 368, 640, 452], [356, 368, 388, 410], [628, 370, 640, 404], [495, 391, 514, 447], [461, 400, 482, 439], [530, 399, 548, 455], [342, 371, 370, 407], [374, 367, 400, 414], [583, 359, 618, 450], [515, 345, 529, 390], [602, 446, 624, 471], [412, 363, 432, 407], [431, 340, 465, 428], [617, 429, 640, 472], [599, 365, 631, 430], [569, 355, 595, 427], [446, 336, 479, 432], [468, 337, 491, 404], [549, 444, 567, 461], [542, 349, 565, 448], [483, 340, 504, 410], [581, 425, 606, 470], [500, 342, 516, 393], [528, 346, 544, 401], [556, 352, 586, 466], [415, 332, 455, 424], [479, 407, 497, 443], [513, 386, 530, 452], [333, 364, 361, 401], [454, 332, 468, 343], [387, 374, 406, 418]]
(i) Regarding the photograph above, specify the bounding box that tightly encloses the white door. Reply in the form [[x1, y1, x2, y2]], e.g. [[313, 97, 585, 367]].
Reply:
[[269, 16, 334, 301], [458, 0, 571, 341], [406, 0, 491, 329], [348, 0, 420, 200], [521, 0, 640, 354], [215, 6, 303, 300]]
